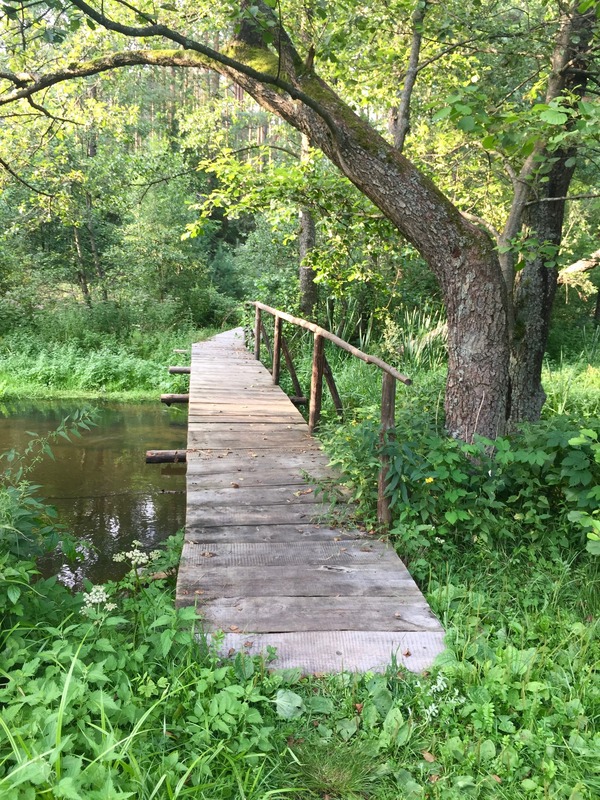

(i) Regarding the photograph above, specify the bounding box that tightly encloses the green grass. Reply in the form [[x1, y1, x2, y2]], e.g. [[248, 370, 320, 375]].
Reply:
[[0, 327, 219, 401], [1, 532, 597, 799]]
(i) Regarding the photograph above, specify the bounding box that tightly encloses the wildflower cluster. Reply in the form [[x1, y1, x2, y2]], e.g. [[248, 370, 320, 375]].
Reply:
[[113, 540, 161, 568], [414, 672, 466, 724], [80, 584, 117, 616]]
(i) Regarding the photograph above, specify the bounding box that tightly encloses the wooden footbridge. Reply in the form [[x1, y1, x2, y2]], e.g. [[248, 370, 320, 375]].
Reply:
[[152, 306, 444, 673]]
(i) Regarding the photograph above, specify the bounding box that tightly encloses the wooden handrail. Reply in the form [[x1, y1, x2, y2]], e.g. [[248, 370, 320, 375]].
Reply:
[[254, 301, 411, 385], [252, 301, 412, 529]]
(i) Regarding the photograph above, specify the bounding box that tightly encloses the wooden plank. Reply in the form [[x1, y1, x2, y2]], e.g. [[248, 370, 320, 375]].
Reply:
[[186, 465, 332, 484], [187, 413, 305, 424], [180, 541, 402, 567], [183, 524, 364, 543], [187, 402, 304, 413], [178, 565, 420, 599], [187, 430, 317, 449], [187, 485, 323, 506], [186, 422, 308, 434], [196, 596, 443, 633], [185, 449, 330, 469], [186, 503, 333, 527], [208, 631, 445, 674], [187, 469, 333, 489]]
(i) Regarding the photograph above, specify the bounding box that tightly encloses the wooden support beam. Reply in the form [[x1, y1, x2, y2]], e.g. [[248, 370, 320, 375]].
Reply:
[[254, 305, 261, 361], [146, 449, 187, 464], [173, 349, 189, 354], [272, 314, 282, 385], [290, 396, 309, 406], [377, 372, 396, 529], [260, 319, 273, 360], [309, 333, 325, 433], [282, 337, 304, 398], [161, 393, 190, 406], [168, 366, 191, 374], [323, 356, 343, 419]]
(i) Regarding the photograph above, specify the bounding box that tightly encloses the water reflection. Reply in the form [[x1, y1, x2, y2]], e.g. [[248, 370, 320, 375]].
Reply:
[[0, 400, 187, 586]]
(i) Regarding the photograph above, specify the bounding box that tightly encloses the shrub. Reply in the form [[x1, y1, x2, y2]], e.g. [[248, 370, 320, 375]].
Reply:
[[323, 412, 600, 577]]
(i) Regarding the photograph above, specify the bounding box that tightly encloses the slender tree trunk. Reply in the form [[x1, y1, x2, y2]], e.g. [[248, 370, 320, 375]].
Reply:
[[508, 151, 576, 423], [85, 194, 108, 301], [507, 5, 594, 425], [73, 227, 92, 307], [389, 0, 429, 152], [298, 135, 318, 318]]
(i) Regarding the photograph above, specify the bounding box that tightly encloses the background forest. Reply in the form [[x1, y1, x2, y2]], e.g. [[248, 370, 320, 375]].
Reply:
[[1, 1, 600, 798]]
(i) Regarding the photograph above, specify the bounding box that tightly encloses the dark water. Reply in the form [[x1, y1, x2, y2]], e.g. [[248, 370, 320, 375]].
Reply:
[[0, 400, 187, 586]]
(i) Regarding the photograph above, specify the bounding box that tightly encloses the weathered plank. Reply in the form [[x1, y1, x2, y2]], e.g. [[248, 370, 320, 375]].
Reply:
[[178, 566, 420, 599], [187, 431, 319, 450], [186, 502, 334, 527], [187, 485, 323, 506], [197, 596, 442, 633], [184, 524, 364, 543], [208, 631, 445, 673], [187, 469, 329, 489], [179, 541, 403, 567]]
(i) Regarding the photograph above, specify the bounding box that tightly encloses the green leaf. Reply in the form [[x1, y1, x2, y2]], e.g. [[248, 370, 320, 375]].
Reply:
[[457, 116, 476, 132], [586, 536, 600, 555], [479, 739, 496, 761], [432, 106, 452, 122], [336, 717, 358, 740], [306, 696, 334, 714], [160, 629, 174, 658], [7, 585, 20, 604], [275, 689, 304, 719], [540, 109, 568, 125], [54, 776, 84, 799]]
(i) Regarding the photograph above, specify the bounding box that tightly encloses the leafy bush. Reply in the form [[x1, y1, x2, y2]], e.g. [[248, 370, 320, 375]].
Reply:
[[323, 412, 600, 576]]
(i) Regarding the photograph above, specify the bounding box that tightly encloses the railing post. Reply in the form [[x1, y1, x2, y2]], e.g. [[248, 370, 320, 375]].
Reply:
[[377, 372, 396, 529], [308, 333, 325, 433], [272, 315, 282, 384], [253, 305, 261, 360]]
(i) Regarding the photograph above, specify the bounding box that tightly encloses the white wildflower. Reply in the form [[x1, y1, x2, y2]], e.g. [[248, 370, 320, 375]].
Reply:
[[430, 673, 448, 695], [83, 585, 109, 606], [423, 702, 439, 722], [81, 585, 114, 616], [113, 540, 151, 567]]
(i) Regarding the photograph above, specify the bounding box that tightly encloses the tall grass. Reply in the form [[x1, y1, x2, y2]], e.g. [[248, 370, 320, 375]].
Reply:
[[0, 301, 220, 399]]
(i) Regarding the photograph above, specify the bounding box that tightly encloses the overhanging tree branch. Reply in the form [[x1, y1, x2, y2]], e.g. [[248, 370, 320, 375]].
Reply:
[[558, 248, 600, 283], [0, 155, 55, 196], [65, 0, 340, 138]]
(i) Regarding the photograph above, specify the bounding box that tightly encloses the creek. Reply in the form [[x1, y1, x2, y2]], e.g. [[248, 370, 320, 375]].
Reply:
[[0, 400, 186, 586]]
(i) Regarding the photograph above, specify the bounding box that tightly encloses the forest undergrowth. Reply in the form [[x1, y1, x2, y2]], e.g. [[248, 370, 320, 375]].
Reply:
[[1, 315, 599, 799]]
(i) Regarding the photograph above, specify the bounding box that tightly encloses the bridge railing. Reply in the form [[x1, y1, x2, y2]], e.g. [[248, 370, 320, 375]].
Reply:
[[252, 301, 412, 528]]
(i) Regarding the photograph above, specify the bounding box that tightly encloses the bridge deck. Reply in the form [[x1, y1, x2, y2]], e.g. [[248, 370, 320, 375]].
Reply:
[[176, 328, 444, 673]]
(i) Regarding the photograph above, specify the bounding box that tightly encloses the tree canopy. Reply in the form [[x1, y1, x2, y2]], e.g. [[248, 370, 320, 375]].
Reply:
[[1, 0, 599, 441]]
